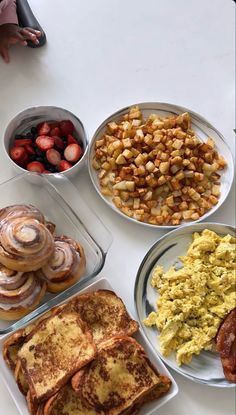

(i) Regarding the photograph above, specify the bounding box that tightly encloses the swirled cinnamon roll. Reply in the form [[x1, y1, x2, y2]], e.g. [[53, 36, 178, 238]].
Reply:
[[36, 235, 86, 293], [0, 270, 47, 320], [0, 217, 55, 271], [0, 204, 45, 224]]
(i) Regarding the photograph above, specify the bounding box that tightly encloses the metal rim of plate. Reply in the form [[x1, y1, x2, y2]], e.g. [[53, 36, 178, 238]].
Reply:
[[88, 102, 234, 230], [134, 222, 236, 387]]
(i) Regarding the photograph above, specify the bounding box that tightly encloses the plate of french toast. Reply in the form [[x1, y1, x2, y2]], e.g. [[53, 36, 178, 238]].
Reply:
[[0, 278, 178, 415]]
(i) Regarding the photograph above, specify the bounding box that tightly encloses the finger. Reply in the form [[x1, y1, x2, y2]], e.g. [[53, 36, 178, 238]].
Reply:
[[8, 35, 27, 46], [9, 31, 26, 43], [24, 27, 41, 37], [0, 47, 10, 63], [20, 28, 40, 44]]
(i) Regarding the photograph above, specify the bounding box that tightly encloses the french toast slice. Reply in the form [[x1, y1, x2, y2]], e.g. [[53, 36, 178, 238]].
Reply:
[[14, 359, 29, 395], [3, 329, 27, 371], [26, 390, 39, 415], [3, 305, 66, 371], [70, 335, 170, 414], [73, 290, 139, 346], [120, 375, 171, 414], [44, 383, 97, 415], [18, 303, 96, 403]]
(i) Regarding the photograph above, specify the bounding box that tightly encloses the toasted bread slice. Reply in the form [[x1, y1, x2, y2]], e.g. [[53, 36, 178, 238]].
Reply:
[[70, 335, 169, 414], [3, 329, 27, 371], [73, 290, 139, 346], [122, 375, 171, 414], [36, 404, 46, 415], [3, 305, 67, 371], [14, 359, 29, 395], [44, 383, 97, 415], [18, 304, 96, 403], [26, 390, 39, 415]]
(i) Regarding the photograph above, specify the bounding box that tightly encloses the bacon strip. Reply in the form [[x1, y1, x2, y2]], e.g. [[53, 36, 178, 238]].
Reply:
[[216, 309, 236, 382]]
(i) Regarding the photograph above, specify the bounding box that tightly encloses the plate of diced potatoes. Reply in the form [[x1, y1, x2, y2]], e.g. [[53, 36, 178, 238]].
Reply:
[[88, 102, 234, 228]]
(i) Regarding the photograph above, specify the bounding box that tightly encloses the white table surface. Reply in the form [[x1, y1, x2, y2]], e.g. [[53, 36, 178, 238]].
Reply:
[[0, 0, 235, 413]]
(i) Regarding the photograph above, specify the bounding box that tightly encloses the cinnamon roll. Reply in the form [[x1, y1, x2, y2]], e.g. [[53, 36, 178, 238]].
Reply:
[[0, 204, 45, 224], [36, 236, 86, 293], [0, 270, 47, 320], [0, 216, 55, 271]]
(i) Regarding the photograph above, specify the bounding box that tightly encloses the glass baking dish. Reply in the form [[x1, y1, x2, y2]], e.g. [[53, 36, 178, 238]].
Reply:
[[0, 172, 112, 335], [0, 277, 178, 415]]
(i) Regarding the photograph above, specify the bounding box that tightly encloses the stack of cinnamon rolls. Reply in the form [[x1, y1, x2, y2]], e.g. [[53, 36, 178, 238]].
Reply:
[[0, 205, 86, 320]]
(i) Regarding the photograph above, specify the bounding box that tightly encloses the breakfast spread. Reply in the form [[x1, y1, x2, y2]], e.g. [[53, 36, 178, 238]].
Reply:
[[144, 229, 236, 381], [3, 290, 171, 414], [9, 120, 83, 173], [0, 204, 86, 320], [92, 106, 227, 226], [0, 102, 235, 415]]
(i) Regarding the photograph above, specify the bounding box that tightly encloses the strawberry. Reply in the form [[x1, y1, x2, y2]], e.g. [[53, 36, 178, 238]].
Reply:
[[43, 170, 51, 174], [50, 127, 62, 137], [59, 120, 74, 135], [53, 136, 64, 150], [38, 122, 50, 136], [67, 134, 78, 145], [14, 138, 32, 147], [25, 144, 36, 155], [27, 161, 45, 173], [46, 149, 61, 166], [10, 146, 28, 166], [64, 143, 82, 163], [48, 122, 59, 129], [57, 160, 73, 172], [36, 135, 54, 152]]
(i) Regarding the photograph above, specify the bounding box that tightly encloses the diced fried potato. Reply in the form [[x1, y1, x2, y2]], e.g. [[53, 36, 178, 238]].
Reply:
[[146, 161, 155, 172], [107, 122, 118, 133], [159, 161, 170, 174], [116, 154, 126, 165], [92, 106, 226, 226], [101, 186, 113, 196], [211, 185, 220, 196]]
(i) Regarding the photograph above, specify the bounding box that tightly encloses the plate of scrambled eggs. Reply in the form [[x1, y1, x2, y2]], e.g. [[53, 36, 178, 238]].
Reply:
[[134, 223, 236, 387]]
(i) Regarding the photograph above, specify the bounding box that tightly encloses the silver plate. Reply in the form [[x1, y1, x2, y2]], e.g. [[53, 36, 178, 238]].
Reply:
[[134, 222, 236, 387], [88, 102, 234, 229]]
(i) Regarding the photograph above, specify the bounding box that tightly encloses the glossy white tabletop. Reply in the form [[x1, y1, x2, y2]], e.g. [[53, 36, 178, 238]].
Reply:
[[0, 0, 235, 414]]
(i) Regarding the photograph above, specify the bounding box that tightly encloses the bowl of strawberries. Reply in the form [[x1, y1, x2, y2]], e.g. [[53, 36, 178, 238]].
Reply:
[[3, 106, 88, 177]]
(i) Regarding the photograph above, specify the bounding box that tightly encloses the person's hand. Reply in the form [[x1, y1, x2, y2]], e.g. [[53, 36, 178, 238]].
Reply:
[[0, 23, 41, 63]]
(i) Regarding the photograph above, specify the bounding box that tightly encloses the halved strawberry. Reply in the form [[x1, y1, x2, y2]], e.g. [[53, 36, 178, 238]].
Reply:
[[10, 146, 28, 166], [38, 122, 50, 136], [46, 149, 61, 166], [25, 144, 35, 155], [59, 120, 74, 135], [36, 135, 54, 152], [67, 134, 78, 145], [57, 160, 73, 172], [14, 138, 32, 147], [50, 127, 62, 137], [64, 143, 82, 163], [27, 161, 45, 173], [48, 122, 59, 129], [53, 136, 64, 150]]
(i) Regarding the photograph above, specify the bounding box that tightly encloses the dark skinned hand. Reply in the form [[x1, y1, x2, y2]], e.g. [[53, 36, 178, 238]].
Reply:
[[0, 23, 41, 63]]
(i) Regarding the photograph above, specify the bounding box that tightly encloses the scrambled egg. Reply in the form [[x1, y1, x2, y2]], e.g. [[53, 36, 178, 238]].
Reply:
[[144, 229, 236, 365]]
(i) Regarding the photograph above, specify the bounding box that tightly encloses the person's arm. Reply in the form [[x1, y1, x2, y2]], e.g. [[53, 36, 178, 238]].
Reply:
[[0, 0, 18, 25], [0, 0, 40, 63]]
